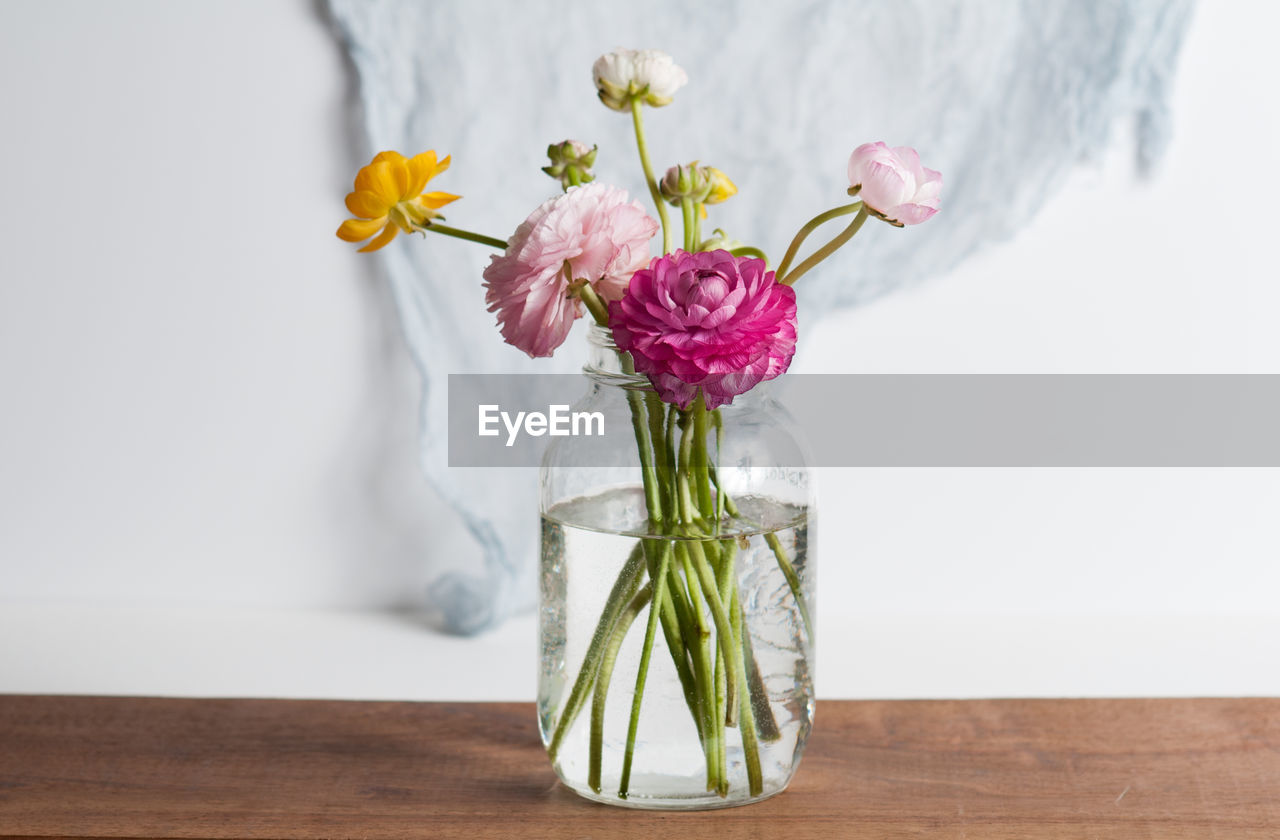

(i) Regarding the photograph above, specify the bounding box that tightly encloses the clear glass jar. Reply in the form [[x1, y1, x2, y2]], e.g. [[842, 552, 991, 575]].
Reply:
[[538, 325, 815, 809]]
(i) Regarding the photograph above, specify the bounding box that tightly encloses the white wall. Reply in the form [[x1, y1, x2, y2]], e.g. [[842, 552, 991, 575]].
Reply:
[[0, 1, 1276, 699], [0, 0, 452, 609]]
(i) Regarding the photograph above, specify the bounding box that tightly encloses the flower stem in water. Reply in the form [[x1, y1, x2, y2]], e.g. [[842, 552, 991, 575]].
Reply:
[[547, 543, 646, 762], [589, 583, 652, 793], [619, 543, 673, 798]]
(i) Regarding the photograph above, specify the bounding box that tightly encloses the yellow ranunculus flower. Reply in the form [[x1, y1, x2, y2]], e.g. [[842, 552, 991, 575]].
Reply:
[[699, 165, 737, 218], [337, 150, 460, 252], [703, 166, 737, 205]]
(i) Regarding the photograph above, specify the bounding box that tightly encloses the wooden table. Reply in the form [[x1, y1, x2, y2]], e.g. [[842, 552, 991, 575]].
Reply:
[[1, 696, 1276, 838]]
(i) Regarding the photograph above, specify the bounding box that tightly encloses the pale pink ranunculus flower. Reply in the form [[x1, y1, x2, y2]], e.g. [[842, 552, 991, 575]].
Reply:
[[483, 183, 658, 358], [846, 142, 942, 226], [610, 250, 797, 410]]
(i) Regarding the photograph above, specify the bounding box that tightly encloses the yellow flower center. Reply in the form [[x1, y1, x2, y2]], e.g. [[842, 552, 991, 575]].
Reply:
[[388, 198, 442, 233]]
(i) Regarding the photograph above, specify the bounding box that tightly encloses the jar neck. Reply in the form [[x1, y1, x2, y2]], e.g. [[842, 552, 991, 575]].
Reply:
[[583, 324, 772, 409], [584, 324, 648, 387]]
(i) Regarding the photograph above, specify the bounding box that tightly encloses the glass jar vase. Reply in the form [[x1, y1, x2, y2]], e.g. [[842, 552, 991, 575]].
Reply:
[[538, 325, 815, 809]]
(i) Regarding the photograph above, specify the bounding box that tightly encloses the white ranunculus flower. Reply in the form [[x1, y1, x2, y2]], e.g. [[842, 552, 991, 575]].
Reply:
[[592, 48, 688, 111]]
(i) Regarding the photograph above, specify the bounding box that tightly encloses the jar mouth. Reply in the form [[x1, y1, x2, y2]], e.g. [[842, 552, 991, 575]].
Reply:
[[583, 324, 776, 406], [587, 323, 619, 350], [584, 324, 653, 390]]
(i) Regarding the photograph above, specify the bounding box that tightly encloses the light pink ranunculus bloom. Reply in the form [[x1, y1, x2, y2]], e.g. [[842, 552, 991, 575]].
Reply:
[[610, 250, 797, 410], [483, 183, 658, 358], [847, 142, 942, 226]]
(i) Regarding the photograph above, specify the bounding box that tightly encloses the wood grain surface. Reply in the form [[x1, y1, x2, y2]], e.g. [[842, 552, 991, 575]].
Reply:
[[0, 696, 1276, 839]]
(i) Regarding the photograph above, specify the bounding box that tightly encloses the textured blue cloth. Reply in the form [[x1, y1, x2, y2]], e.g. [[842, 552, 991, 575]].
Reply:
[[326, 0, 1193, 634]]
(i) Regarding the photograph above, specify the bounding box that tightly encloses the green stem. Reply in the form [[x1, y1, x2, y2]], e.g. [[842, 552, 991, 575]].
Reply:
[[619, 544, 672, 798], [576, 281, 611, 327], [424, 223, 508, 250], [681, 197, 697, 253], [589, 583, 653, 793], [677, 413, 695, 525], [656, 573, 700, 725], [713, 636, 728, 793], [686, 539, 740, 729], [729, 246, 769, 264], [730, 578, 764, 796], [691, 394, 715, 523], [610, 345, 665, 532], [773, 201, 862, 279], [547, 543, 647, 762], [676, 541, 719, 791], [742, 613, 782, 742], [646, 392, 675, 519], [711, 539, 736, 795], [708, 465, 814, 644], [630, 98, 672, 254], [665, 404, 680, 520], [713, 409, 726, 524], [766, 531, 814, 642], [778, 204, 870, 286]]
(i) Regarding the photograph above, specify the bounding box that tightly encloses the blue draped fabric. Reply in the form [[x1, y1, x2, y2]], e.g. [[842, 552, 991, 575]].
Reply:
[[326, 0, 1194, 633]]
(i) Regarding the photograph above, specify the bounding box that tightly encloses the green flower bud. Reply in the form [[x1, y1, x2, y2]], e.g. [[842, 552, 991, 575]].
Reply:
[[658, 161, 714, 206], [542, 140, 598, 189], [698, 227, 745, 252]]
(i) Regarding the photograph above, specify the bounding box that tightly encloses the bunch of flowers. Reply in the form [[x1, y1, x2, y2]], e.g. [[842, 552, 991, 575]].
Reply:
[[338, 48, 940, 800]]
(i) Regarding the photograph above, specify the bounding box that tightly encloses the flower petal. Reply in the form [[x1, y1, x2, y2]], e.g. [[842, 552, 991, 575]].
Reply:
[[371, 150, 409, 196], [336, 217, 388, 243], [419, 191, 461, 210], [858, 159, 912, 213], [354, 160, 400, 204], [887, 202, 939, 226], [406, 150, 440, 196], [357, 223, 399, 252], [892, 146, 924, 181], [345, 190, 390, 219], [915, 167, 943, 201]]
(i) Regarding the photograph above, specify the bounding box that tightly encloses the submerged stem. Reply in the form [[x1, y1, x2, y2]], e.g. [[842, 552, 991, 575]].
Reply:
[[708, 464, 814, 643], [547, 543, 646, 762], [676, 541, 720, 791], [686, 539, 740, 729], [589, 583, 652, 793], [620, 544, 672, 798]]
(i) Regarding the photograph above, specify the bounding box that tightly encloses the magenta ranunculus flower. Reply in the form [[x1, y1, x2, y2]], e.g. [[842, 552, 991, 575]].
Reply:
[[847, 142, 942, 226], [483, 183, 658, 358], [610, 250, 797, 410]]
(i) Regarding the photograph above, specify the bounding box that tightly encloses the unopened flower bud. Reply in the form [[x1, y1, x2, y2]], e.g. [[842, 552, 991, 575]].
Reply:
[[698, 228, 744, 252], [542, 140, 598, 188], [846, 142, 941, 226], [702, 166, 737, 205], [658, 162, 714, 206]]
